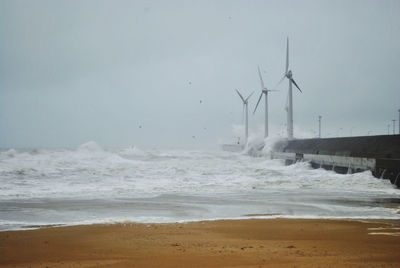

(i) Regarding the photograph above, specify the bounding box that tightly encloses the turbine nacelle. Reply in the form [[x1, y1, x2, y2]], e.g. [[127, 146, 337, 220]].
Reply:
[[275, 38, 302, 93], [236, 89, 253, 105], [254, 66, 277, 115], [282, 37, 303, 139], [235, 89, 253, 144]]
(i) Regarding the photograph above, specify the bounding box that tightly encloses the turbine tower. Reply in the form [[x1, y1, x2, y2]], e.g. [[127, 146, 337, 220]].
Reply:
[[254, 66, 277, 138], [236, 89, 253, 145], [277, 37, 302, 139]]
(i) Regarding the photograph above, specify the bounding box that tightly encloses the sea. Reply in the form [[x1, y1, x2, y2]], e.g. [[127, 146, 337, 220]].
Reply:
[[1, 141, 399, 231]]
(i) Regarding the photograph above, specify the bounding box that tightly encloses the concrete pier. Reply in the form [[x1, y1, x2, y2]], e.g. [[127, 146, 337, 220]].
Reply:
[[271, 135, 400, 187]]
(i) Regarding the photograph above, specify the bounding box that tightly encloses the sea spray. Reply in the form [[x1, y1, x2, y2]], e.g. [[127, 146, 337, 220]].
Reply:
[[77, 141, 104, 152], [245, 136, 288, 157]]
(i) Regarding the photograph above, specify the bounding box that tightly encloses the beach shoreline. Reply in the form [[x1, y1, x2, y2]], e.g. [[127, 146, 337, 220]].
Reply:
[[1, 218, 400, 267]]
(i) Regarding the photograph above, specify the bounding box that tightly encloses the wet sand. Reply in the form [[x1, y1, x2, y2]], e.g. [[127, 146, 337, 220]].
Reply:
[[1, 219, 400, 267]]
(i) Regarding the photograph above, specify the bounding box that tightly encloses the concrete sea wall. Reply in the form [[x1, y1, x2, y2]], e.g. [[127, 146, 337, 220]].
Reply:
[[271, 135, 400, 187]]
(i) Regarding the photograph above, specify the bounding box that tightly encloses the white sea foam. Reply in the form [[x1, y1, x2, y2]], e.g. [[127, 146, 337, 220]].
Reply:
[[0, 141, 399, 230]]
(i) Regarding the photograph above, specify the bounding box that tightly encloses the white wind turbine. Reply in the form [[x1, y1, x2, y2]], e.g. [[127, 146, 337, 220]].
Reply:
[[276, 37, 302, 139], [253, 66, 277, 138], [236, 89, 254, 145]]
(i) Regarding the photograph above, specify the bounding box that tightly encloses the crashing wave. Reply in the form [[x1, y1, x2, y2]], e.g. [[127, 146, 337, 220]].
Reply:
[[118, 145, 149, 160], [1, 149, 18, 158], [77, 141, 103, 152], [245, 136, 288, 157]]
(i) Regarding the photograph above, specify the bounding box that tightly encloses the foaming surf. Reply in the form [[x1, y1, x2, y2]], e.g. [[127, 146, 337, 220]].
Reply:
[[0, 141, 399, 230]]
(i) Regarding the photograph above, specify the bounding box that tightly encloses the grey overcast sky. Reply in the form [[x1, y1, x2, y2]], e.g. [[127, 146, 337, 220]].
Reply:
[[1, 0, 399, 149]]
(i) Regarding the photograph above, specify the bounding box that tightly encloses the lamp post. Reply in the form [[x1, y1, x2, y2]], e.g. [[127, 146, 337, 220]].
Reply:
[[318, 115, 322, 138], [393, 119, 396, 135], [398, 109, 400, 134]]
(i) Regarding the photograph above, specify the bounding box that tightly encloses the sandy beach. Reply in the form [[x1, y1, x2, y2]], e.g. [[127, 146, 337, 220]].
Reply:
[[1, 219, 400, 267]]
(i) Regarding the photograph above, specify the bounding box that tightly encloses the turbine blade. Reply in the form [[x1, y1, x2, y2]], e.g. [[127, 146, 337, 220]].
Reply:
[[286, 37, 289, 74], [257, 66, 265, 89], [236, 89, 245, 102], [291, 78, 302, 92], [253, 92, 263, 114], [245, 91, 254, 102], [273, 74, 286, 90]]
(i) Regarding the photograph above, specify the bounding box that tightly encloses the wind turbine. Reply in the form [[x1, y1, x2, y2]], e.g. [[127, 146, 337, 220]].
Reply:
[[236, 89, 253, 145], [276, 37, 302, 139], [253, 66, 277, 138]]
